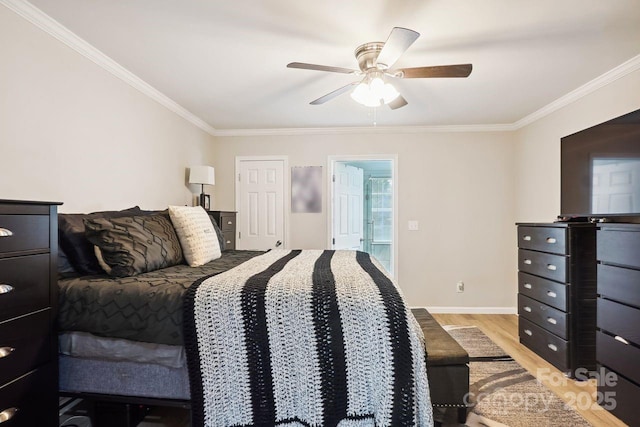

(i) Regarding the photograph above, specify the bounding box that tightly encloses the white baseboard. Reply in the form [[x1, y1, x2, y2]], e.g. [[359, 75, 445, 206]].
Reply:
[[414, 306, 517, 314]]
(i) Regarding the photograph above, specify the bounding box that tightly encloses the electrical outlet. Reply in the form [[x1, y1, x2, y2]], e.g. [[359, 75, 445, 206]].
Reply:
[[456, 281, 464, 293]]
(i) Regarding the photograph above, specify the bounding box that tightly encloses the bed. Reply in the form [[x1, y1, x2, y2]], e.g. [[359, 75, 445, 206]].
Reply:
[[56, 207, 434, 426]]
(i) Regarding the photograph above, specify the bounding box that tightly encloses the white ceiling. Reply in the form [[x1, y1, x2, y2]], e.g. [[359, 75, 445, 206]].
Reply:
[[27, 0, 640, 131]]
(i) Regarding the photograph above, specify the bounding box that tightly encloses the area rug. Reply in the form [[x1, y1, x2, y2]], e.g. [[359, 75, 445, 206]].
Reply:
[[437, 326, 591, 427]]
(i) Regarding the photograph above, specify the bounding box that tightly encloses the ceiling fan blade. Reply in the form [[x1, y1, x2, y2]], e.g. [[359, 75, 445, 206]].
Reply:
[[287, 62, 358, 74], [375, 27, 420, 69], [310, 82, 359, 105], [388, 95, 408, 110], [397, 64, 473, 78]]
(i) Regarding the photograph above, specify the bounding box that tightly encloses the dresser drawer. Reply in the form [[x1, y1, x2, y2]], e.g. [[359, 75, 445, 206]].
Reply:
[[597, 298, 640, 345], [223, 231, 235, 250], [597, 331, 640, 385], [0, 215, 49, 255], [519, 317, 569, 372], [598, 227, 640, 269], [518, 272, 568, 311], [0, 309, 52, 387], [219, 214, 235, 232], [597, 366, 640, 427], [597, 264, 640, 309], [0, 254, 50, 322], [0, 363, 57, 427], [518, 226, 566, 254], [518, 249, 567, 283], [518, 294, 568, 339]]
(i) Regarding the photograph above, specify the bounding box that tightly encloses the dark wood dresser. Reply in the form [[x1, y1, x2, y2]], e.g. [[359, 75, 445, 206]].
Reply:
[[596, 223, 640, 426], [208, 211, 236, 250], [0, 200, 60, 426], [516, 222, 597, 375]]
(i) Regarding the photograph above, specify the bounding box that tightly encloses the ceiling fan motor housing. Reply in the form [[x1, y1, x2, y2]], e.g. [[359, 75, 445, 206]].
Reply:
[[355, 42, 386, 71]]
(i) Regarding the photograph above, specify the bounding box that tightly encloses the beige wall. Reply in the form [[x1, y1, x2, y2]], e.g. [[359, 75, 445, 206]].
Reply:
[[514, 68, 640, 222], [213, 132, 517, 309], [0, 6, 213, 213]]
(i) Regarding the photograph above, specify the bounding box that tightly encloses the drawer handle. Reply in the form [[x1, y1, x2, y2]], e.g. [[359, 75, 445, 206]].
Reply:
[[226, 240, 231, 244], [0, 347, 14, 358], [547, 264, 557, 271], [0, 408, 18, 423], [523, 306, 532, 313], [227, 221, 233, 225], [0, 284, 14, 295], [523, 235, 532, 241], [523, 283, 532, 289], [614, 336, 630, 345], [547, 344, 558, 352], [546, 237, 557, 244], [546, 291, 557, 298], [547, 317, 557, 325], [523, 259, 532, 265], [524, 329, 533, 336], [0, 228, 12, 237]]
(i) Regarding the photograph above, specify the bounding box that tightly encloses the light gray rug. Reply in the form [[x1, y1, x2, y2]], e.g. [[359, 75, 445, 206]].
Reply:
[[437, 326, 591, 427]]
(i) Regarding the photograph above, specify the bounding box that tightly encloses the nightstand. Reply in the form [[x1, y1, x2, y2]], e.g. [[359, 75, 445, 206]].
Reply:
[[208, 211, 236, 250]]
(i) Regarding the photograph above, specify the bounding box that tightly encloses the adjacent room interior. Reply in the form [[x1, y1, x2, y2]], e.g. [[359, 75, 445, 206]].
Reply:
[[1, 1, 639, 426]]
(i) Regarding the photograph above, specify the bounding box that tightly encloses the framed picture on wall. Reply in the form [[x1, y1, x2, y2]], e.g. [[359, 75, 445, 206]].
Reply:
[[291, 166, 322, 213], [203, 194, 211, 211]]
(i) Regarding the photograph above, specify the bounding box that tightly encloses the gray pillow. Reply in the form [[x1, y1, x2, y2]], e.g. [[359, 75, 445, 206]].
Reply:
[[84, 213, 184, 277]]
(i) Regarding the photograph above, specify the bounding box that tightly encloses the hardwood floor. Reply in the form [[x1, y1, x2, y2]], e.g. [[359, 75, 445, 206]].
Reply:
[[431, 313, 626, 427]]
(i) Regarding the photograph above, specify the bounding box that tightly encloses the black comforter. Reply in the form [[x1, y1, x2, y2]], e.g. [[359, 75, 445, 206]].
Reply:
[[58, 250, 263, 345]]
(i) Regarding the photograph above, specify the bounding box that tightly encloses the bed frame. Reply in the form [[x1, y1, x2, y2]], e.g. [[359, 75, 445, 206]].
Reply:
[[61, 308, 469, 426]]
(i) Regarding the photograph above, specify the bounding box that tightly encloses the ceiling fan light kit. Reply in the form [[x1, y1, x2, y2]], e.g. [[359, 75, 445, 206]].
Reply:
[[287, 27, 472, 110], [350, 71, 400, 107]]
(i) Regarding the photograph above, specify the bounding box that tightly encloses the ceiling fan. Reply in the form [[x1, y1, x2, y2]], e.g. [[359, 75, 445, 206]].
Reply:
[[287, 27, 472, 109]]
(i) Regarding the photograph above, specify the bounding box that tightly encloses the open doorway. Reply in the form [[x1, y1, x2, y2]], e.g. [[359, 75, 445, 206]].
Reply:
[[328, 156, 397, 277]]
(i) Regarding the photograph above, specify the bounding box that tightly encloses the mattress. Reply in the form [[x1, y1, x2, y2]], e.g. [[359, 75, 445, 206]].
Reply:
[[59, 331, 186, 368], [58, 250, 263, 345]]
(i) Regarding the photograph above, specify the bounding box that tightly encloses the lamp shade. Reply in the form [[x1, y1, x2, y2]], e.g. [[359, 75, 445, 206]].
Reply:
[[188, 166, 215, 185]]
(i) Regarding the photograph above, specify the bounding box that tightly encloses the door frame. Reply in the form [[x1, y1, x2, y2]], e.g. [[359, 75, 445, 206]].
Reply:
[[327, 154, 398, 278], [235, 155, 290, 250]]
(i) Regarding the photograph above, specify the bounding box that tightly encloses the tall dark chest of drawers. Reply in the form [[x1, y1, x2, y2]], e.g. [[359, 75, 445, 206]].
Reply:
[[516, 223, 597, 375], [596, 223, 640, 427], [0, 200, 60, 426]]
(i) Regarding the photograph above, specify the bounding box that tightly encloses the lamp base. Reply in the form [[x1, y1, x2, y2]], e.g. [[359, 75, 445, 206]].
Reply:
[[199, 193, 211, 211]]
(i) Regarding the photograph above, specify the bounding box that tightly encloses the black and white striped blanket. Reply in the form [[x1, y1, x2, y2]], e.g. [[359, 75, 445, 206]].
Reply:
[[184, 249, 432, 427]]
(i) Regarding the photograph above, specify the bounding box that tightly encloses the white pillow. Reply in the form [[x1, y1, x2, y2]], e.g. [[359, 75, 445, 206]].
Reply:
[[168, 206, 221, 267]]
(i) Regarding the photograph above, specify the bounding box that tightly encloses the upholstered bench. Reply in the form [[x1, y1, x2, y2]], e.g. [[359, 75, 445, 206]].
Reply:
[[411, 308, 469, 424]]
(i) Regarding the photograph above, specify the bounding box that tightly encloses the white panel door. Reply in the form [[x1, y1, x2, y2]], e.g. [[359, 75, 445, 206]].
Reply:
[[333, 163, 363, 250], [237, 160, 285, 250]]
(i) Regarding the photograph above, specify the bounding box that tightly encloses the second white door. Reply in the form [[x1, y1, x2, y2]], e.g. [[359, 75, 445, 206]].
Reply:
[[333, 163, 364, 250]]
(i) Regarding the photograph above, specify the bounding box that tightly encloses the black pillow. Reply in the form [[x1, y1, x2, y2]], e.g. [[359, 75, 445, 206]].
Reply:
[[57, 246, 77, 278], [58, 206, 142, 275], [84, 213, 184, 277], [208, 214, 225, 251]]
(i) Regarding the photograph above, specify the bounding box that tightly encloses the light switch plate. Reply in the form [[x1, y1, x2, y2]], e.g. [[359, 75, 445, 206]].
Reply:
[[408, 220, 419, 231]]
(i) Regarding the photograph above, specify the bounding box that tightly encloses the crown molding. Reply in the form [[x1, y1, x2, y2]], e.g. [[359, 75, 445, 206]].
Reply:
[[1, 0, 217, 136], [213, 123, 517, 137], [513, 53, 640, 130]]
